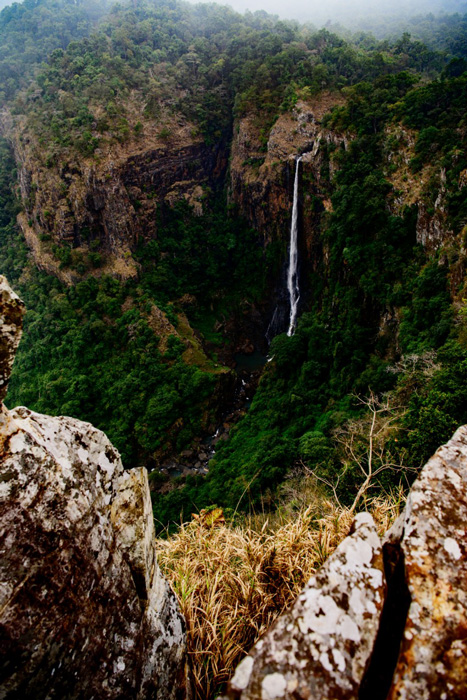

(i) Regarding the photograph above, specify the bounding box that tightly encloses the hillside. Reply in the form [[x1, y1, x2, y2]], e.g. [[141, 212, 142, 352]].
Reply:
[[0, 0, 466, 529]]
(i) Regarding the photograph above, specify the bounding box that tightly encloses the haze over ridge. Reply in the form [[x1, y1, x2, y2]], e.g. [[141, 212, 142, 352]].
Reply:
[[0, 0, 465, 24], [192, 0, 467, 26]]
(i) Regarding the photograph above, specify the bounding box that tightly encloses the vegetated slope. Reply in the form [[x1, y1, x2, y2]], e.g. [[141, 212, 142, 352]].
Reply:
[[0, 143, 264, 465], [0, 0, 110, 101], [1, 0, 467, 526], [329, 8, 467, 56]]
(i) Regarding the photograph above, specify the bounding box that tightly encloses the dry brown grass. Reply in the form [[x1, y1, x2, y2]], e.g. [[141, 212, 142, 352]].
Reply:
[[157, 486, 402, 700]]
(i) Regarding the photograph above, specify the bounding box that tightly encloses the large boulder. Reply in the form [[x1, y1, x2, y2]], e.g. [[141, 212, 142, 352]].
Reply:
[[221, 513, 386, 699], [0, 276, 186, 699], [223, 427, 467, 700], [386, 424, 467, 700]]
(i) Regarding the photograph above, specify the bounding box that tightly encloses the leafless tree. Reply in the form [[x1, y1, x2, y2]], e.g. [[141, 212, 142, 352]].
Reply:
[[386, 350, 439, 377], [304, 391, 416, 513]]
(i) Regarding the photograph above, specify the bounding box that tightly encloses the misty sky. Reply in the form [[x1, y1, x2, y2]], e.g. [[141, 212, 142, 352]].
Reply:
[[193, 0, 467, 24], [0, 0, 465, 25]]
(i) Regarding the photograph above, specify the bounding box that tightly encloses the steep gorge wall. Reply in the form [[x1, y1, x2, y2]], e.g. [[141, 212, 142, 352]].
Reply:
[[384, 123, 455, 252], [229, 93, 347, 250], [4, 110, 228, 282], [229, 94, 457, 261], [4, 91, 456, 289]]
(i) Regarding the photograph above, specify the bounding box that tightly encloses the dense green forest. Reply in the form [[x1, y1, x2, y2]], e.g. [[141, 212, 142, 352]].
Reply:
[[1, 0, 467, 529], [5, 0, 451, 154], [154, 67, 467, 523]]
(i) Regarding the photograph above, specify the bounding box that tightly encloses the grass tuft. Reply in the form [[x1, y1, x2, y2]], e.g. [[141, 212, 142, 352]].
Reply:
[[157, 484, 402, 699]]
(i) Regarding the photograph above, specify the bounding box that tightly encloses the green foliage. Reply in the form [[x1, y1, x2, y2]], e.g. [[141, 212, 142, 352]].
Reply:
[[0, 139, 27, 282], [299, 431, 335, 463], [1, 0, 453, 156], [329, 10, 467, 60], [0, 0, 108, 102], [325, 72, 418, 135], [399, 260, 452, 352], [326, 71, 467, 237], [6, 269, 218, 466], [136, 200, 266, 310], [397, 342, 467, 469]]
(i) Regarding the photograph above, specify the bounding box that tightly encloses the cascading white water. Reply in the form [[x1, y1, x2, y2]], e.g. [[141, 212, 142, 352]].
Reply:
[[286, 155, 302, 336]]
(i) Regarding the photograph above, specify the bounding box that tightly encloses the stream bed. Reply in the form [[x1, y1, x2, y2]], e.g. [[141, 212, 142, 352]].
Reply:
[[154, 349, 267, 481]]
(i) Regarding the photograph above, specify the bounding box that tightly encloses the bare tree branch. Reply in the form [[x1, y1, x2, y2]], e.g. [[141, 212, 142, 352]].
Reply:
[[330, 391, 412, 513]]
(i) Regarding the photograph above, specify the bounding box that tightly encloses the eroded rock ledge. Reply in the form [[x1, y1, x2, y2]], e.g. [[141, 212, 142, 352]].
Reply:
[[0, 276, 186, 700]]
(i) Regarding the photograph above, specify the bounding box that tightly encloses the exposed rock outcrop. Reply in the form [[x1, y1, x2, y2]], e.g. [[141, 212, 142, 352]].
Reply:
[[7, 111, 227, 282], [229, 94, 348, 337], [221, 513, 386, 700], [385, 424, 467, 700], [223, 427, 467, 699], [229, 94, 347, 246], [0, 276, 186, 699]]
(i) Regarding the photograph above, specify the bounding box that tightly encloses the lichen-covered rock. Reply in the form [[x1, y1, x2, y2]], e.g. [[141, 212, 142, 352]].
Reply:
[[221, 513, 386, 700], [386, 425, 467, 700], [222, 426, 467, 700], [111, 467, 159, 601], [0, 278, 186, 699], [0, 276, 25, 403]]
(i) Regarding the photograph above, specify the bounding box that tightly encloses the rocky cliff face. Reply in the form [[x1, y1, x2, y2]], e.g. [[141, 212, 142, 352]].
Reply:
[[3, 90, 454, 287], [384, 123, 454, 252], [4, 109, 227, 282], [385, 425, 467, 699], [222, 426, 467, 699], [229, 94, 456, 263], [229, 93, 347, 249], [228, 93, 350, 337], [0, 276, 187, 699]]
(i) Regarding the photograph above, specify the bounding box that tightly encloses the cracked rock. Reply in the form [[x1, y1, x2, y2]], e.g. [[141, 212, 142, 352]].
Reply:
[[386, 425, 467, 700], [221, 512, 386, 700]]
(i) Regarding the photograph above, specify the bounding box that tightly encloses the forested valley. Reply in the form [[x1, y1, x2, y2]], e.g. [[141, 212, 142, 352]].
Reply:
[[0, 0, 467, 531]]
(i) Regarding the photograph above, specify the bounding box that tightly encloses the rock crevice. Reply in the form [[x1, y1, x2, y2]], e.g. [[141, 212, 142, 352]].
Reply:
[[223, 427, 467, 699]]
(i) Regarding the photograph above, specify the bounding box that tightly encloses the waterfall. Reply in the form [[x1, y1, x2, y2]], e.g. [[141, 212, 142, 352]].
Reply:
[[286, 156, 302, 337]]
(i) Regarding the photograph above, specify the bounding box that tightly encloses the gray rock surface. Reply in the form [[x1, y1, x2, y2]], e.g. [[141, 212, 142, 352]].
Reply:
[[0, 277, 186, 699], [0, 276, 25, 402], [386, 425, 467, 700], [223, 425, 467, 700], [221, 513, 386, 700]]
